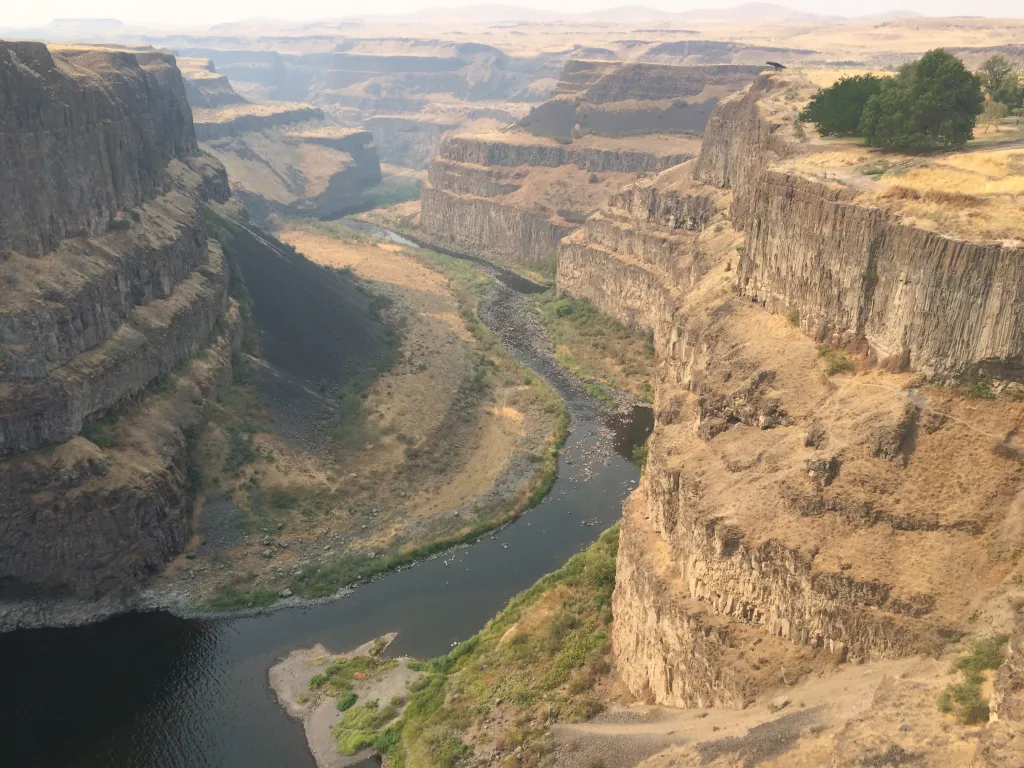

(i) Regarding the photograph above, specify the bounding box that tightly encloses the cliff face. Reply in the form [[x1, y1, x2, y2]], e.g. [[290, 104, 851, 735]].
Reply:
[[0, 42, 197, 258], [557, 73, 1024, 719], [0, 43, 239, 606], [178, 57, 247, 109], [419, 132, 700, 269], [521, 61, 765, 141], [741, 171, 1024, 379], [195, 104, 382, 221]]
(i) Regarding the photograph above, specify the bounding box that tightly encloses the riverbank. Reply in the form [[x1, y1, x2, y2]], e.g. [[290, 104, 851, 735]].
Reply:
[[270, 633, 423, 768], [0, 216, 647, 767]]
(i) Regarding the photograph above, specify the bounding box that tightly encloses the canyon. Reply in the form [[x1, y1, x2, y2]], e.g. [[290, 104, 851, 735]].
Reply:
[[3, 9, 1024, 768], [418, 61, 761, 272]]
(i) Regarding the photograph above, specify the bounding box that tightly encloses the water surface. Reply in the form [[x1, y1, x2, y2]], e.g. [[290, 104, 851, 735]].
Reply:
[[0, 227, 650, 768]]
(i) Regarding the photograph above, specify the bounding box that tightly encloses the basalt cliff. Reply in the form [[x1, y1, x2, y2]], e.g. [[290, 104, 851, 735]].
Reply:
[[191, 101, 381, 221], [0, 42, 240, 616], [418, 61, 763, 271], [558, 72, 1024, 760]]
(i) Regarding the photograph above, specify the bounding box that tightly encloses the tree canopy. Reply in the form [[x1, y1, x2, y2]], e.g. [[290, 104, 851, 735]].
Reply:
[[859, 49, 984, 150], [979, 55, 1023, 110], [798, 74, 883, 136]]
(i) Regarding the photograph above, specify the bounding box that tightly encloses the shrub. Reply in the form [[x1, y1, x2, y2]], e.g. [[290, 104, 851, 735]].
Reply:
[[818, 344, 855, 376], [108, 217, 132, 231], [631, 444, 648, 472], [938, 635, 1008, 724], [799, 74, 885, 136], [967, 377, 996, 400], [860, 49, 984, 150], [337, 692, 358, 711]]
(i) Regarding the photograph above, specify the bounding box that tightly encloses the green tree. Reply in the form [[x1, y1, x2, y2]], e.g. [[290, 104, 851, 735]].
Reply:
[[859, 49, 984, 150], [979, 55, 1023, 108], [798, 74, 884, 136]]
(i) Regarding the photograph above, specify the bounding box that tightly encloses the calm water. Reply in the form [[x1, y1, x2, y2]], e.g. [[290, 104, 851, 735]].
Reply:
[[0, 227, 651, 768]]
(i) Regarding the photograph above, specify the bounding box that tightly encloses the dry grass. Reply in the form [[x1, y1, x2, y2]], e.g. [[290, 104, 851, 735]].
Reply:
[[867, 149, 1024, 242]]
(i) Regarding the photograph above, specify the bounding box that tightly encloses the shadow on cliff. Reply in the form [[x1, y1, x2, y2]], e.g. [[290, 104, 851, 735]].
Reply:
[[207, 212, 391, 450]]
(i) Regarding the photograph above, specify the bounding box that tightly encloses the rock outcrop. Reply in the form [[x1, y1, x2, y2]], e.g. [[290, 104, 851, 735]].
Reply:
[[0, 42, 197, 258], [195, 103, 382, 220], [178, 57, 247, 109], [0, 42, 240, 605], [418, 61, 763, 271], [557, 72, 1024, 713], [520, 61, 765, 141]]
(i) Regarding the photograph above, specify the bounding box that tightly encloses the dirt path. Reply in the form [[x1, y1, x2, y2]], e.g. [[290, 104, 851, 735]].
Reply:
[[554, 658, 922, 768]]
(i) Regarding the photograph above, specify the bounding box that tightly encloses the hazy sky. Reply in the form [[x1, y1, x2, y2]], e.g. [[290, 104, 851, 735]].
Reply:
[[5, 0, 1023, 28]]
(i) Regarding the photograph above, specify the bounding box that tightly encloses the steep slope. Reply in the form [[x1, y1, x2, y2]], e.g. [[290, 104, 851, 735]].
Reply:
[[194, 102, 382, 220], [0, 42, 239, 610], [178, 56, 247, 108], [418, 62, 762, 271], [557, 70, 1024, 754]]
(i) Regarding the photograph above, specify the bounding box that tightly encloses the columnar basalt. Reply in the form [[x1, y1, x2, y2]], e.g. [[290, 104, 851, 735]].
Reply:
[[0, 42, 241, 607], [740, 171, 1024, 379], [557, 72, 1024, 713]]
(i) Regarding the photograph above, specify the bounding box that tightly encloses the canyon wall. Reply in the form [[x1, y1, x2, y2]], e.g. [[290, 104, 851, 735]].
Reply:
[[520, 61, 765, 141], [420, 133, 699, 269], [196, 104, 381, 221], [0, 43, 240, 605], [0, 43, 197, 258], [741, 171, 1024, 379], [178, 57, 247, 109], [558, 72, 1024, 716]]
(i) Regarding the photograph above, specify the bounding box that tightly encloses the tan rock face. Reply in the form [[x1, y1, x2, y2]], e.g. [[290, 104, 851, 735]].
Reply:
[[558, 72, 1024, 713], [0, 42, 197, 258], [0, 43, 239, 604], [196, 105, 381, 221], [741, 170, 1024, 379]]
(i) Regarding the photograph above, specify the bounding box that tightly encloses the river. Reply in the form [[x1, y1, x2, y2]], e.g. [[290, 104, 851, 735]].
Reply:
[[0, 223, 651, 768]]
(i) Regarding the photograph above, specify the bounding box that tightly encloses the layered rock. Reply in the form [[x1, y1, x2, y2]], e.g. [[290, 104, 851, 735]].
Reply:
[[178, 57, 247, 108], [557, 72, 1024, 711], [521, 61, 765, 141], [419, 60, 765, 270], [0, 42, 197, 258], [0, 43, 241, 605], [195, 103, 382, 220], [420, 132, 701, 269]]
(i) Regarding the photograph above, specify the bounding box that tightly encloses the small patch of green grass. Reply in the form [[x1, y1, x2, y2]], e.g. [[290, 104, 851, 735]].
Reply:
[[310, 655, 398, 694], [937, 634, 1008, 724], [204, 585, 278, 610], [529, 293, 654, 402], [967, 377, 996, 400], [333, 699, 402, 755], [858, 159, 893, 177], [818, 344, 855, 376], [631, 444, 649, 472]]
